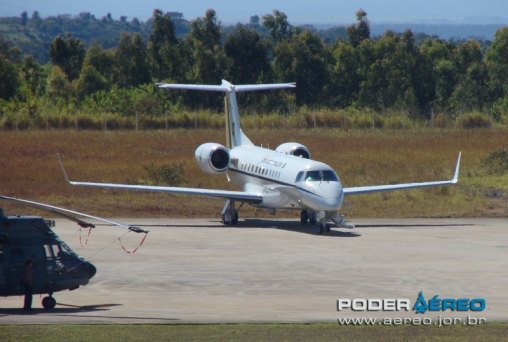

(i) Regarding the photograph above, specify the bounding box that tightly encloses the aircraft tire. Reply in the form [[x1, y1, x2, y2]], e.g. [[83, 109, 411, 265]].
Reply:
[[318, 221, 327, 235], [232, 212, 239, 225], [42, 296, 56, 310], [300, 210, 308, 225], [309, 212, 317, 225]]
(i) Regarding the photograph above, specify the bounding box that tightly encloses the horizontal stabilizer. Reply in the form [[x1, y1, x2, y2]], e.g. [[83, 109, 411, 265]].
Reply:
[[157, 79, 296, 93]]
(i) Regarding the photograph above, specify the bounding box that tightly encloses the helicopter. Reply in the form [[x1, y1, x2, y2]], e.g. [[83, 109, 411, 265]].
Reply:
[[0, 195, 147, 310]]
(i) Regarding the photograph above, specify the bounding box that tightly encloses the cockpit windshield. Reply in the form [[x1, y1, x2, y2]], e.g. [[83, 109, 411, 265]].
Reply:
[[304, 170, 339, 182]]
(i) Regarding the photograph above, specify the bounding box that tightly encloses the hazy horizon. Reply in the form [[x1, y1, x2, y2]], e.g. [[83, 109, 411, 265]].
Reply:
[[1, 0, 507, 25]]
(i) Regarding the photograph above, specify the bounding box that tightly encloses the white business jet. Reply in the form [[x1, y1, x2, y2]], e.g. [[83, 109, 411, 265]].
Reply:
[[59, 80, 461, 234]]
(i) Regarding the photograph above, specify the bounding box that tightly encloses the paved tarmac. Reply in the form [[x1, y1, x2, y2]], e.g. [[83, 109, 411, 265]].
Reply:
[[0, 218, 506, 324]]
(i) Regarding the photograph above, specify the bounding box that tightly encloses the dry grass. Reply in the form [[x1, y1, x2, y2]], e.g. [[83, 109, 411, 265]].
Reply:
[[0, 128, 506, 219]]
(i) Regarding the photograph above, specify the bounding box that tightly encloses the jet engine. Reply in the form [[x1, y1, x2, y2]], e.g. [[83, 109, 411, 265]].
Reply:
[[195, 143, 230, 173], [275, 142, 311, 159]]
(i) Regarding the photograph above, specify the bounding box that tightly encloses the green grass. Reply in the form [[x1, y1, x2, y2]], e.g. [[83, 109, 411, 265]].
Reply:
[[0, 323, 507, 342]]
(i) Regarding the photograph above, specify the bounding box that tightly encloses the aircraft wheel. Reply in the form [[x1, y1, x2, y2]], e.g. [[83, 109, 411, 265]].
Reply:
[[318, 221, 327, 235], [232, 212, 239, 225], [325, 224, 331, 232], [300, 210, 309, 225], [42, 296, 56, 310], [309, 212, 317, 225], [221, 213, 231, 225]]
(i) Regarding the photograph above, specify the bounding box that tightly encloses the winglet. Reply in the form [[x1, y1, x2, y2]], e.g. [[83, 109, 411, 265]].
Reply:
[[452, 152, 461, 183], [56, 153, 70, 183]]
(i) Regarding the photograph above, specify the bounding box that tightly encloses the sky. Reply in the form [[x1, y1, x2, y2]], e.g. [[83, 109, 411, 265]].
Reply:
[[0, 0, 507, 24]]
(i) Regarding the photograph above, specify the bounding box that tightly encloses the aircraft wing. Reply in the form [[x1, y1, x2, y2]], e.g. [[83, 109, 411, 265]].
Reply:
[[343, 153, 461, 196], [0, 195, 147, 233], [57, 155, 263, 204]]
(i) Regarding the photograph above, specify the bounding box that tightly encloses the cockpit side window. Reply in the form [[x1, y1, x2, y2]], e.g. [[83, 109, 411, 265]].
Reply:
[[322, 170, 339, 181], [305, 171, 321, 181], [295, 171, 304, 183]]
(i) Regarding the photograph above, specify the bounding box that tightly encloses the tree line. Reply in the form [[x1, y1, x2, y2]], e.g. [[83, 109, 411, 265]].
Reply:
[[1, 9, 508, 130]]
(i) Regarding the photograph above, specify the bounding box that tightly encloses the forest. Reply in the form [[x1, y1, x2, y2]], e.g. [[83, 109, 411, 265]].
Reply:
[[1, 8, 508, 130]]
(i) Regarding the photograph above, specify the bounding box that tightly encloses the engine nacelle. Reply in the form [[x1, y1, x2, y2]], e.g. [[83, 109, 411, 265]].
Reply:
[[275, 142, 311, 159], [195, 143, 230, 174]]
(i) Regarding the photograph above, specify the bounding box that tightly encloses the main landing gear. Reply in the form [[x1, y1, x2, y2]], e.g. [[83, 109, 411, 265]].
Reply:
[[42, 294, 56, 309], [221, 200, 239, 225], [300, 210, 316, 225]]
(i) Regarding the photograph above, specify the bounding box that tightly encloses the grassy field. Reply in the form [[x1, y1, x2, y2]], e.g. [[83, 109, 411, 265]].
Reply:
[[0, 323, 507, 341], [0, 128, 506, 219]]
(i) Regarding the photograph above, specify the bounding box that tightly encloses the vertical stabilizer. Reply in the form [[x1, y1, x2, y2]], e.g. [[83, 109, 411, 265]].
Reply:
[[157, 80, 295, 148], [222, 80, 243, 148]]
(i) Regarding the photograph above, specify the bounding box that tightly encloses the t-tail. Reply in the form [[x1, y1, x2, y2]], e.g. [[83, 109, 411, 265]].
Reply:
[[157, 80, 296, 148]]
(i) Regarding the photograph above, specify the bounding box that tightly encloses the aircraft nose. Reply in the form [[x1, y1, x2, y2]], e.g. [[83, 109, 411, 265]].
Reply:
[[322, 183, 344, 209]]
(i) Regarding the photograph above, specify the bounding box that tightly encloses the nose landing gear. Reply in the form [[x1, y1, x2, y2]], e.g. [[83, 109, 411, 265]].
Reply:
[[42, 294, 56, 309]]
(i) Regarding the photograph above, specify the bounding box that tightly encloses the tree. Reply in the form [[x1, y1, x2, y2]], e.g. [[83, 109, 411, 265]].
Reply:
[[486, 27, 508, 97], [82, 44, 115, 83], [262, 10, 291, 43], [453, 40, 482, 75], [224, 25, 270, 84], [21, 11, 28, 26], [331, 41, 359, 107], [347, 9, 370, 47], [452, 62, 489, 110], [0, 55, 19, 99], [356, 31, 420, 111], [433, 59, 457, 107], [147, 9, 178, 79], [188, 9, 226, 84], [273, 30, 331, 105], [20, 55, 45, 96], [46, 65, 72, 99], [75, 64, 108, 99], [114, 33, 150, 87], [49, 34, 85, 81], [31, 11, 42, 28], [190, 9, 221, 50]]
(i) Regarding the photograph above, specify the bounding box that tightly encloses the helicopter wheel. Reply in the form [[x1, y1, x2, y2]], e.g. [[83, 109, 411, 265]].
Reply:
[[42, 296, 56, 310]]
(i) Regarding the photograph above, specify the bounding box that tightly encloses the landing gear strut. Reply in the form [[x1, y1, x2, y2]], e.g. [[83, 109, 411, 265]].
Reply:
[[318, 221, 331, 235], [221, 200, 239, 225], [42, 295, 56, 310], [300, 210, 308, 225]]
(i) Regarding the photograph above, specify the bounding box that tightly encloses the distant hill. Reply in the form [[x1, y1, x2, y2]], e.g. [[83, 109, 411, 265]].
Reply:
[[370, 23, 504, 41], [0, 12, 190, 63], [0, 11, 504, 63]]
